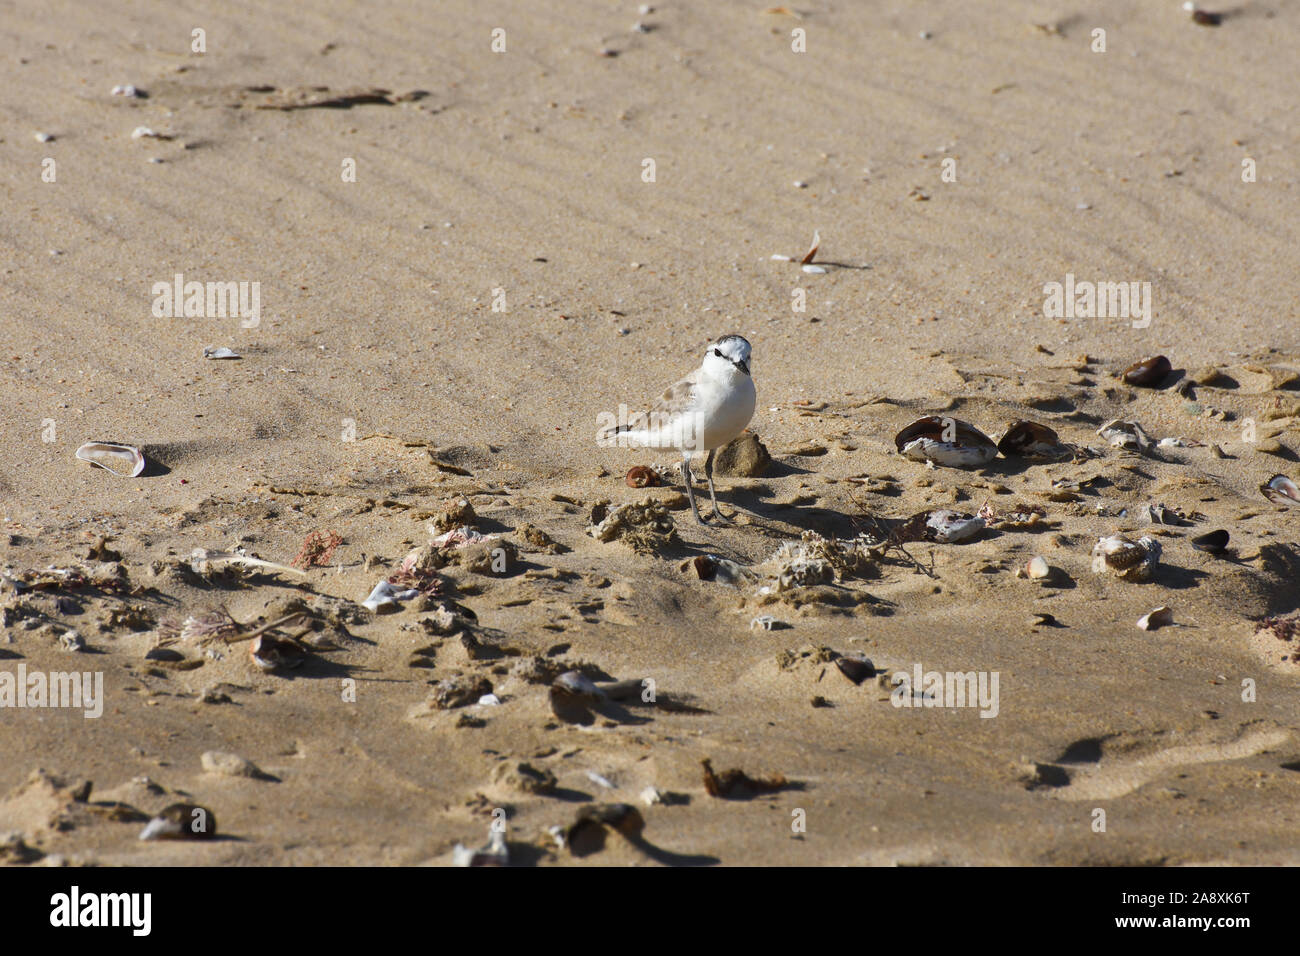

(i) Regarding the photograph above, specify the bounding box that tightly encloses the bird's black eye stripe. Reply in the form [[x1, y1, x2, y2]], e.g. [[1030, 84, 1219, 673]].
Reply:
[[713, 348, 722, 356]]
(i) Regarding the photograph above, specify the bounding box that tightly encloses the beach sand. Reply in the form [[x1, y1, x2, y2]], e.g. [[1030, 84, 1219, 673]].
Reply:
[[1, 0, 1298, 865]]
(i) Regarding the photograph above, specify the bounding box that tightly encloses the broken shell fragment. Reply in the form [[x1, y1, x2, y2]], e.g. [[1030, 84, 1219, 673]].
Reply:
[[835, 656, 875, 685], [552, 670, 605, 705], [139, 803, 217, 841], [1261, 474, 1299, 507], [452, 827, 508, 867], [800, 230, 821, 265], [1091, 534, 1161, 582], [1096, 419, 1156, 455], [997, 420, 1064, 458], [249, 634, 306, 672], [924, 510, 986, 543], [625, 465, 661, 488], [1122, 355, 1172, 387], [1191, 529, 1230, 555], [361, 579, 419, 612], [75, 442, 146, 478], [202, 346, 241, 359], [895, 417, 998, 468], [1137, 606, 1174, 631], [565, 803, 646, 856]]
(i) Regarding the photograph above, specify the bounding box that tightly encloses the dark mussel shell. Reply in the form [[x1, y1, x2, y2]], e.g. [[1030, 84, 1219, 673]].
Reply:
[[1123, 355, 1172, 387], [997, 420, 1060, 457], [835, 656, 876, 685], [1190, 529, 1230, 555]]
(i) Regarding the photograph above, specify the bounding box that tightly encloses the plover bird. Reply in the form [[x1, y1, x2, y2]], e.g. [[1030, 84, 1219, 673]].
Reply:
[[602, 334, 756, 524]]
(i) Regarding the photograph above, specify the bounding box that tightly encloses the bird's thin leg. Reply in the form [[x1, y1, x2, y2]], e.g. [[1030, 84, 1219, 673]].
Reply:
[[704, 449, 733, 523], [680, 456, 707, 525]]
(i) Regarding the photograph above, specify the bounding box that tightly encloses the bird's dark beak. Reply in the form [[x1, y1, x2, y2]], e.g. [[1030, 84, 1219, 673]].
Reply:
[[733, 358, 750, 376]]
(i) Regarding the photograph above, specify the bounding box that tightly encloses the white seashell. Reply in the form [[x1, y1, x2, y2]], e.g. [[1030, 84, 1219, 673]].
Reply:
[[476, 693, 501, 707], [1137, 606, 1174, 631], [35, 131, 55, 143], [770, 254, 792, 261], [361, 579, 419, 612], [586, 770, 615, 789], [925, 510, 985, 543], [75, 441, 146, 477], [131, 126, 157, 139], [110, 84, 141, 97], [58, 630, 85, 652], [1025, 556, 1050, 579], [750, 614, 789, 630], [640, 785, 664, 806], [801, 264, 827, 274], [202, 346, 241, 359]]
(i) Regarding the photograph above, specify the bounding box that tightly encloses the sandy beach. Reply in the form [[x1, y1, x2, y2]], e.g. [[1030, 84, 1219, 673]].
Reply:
[[2, 0, 1299, 866]]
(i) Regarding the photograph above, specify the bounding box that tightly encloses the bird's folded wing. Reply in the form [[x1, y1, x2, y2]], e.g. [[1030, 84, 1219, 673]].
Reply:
[[626, 369, 700, 432]]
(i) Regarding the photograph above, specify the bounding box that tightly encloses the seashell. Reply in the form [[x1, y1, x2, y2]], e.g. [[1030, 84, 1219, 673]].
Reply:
[[552, 670, 605, 705], [835, 656, 875, 685], [1144, 502, 1187, 526], [35, 131, 54, 143], [749, 614, 790, 631], [895, 416, 998, 468], [1137, 606, 1174, 631], [686, 553, 752, 585], [997, 420, 1064, 458], [58, 630, 85, 652], [249, 634, 305, 672], [477, 693, 501, 707], [139, 803, 217, 841], [1091, 534, 1161, 581], [452, 828, 508, 867], [640, 786, 664, 806], [1191, 529, 1229, 555], [1122, 355, 1172, 387], [361, 579, 419, 612], [110, 84, 143, 97], [202, 346, 240, 359], [799, 230, 821, 265], [566, 803, 646, 856], [1024, 556, 1051, 579], [1261, 474, 1299, 507], [625, 465, 661, 488], [924, 510, 986, 543], [1096, 419, 1157, 454], [801, 264, 827, 274], [75, 442, 145, 477]]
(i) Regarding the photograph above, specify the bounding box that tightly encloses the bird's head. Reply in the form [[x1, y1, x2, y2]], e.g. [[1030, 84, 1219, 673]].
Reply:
[[703, 334, 752, 377]]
